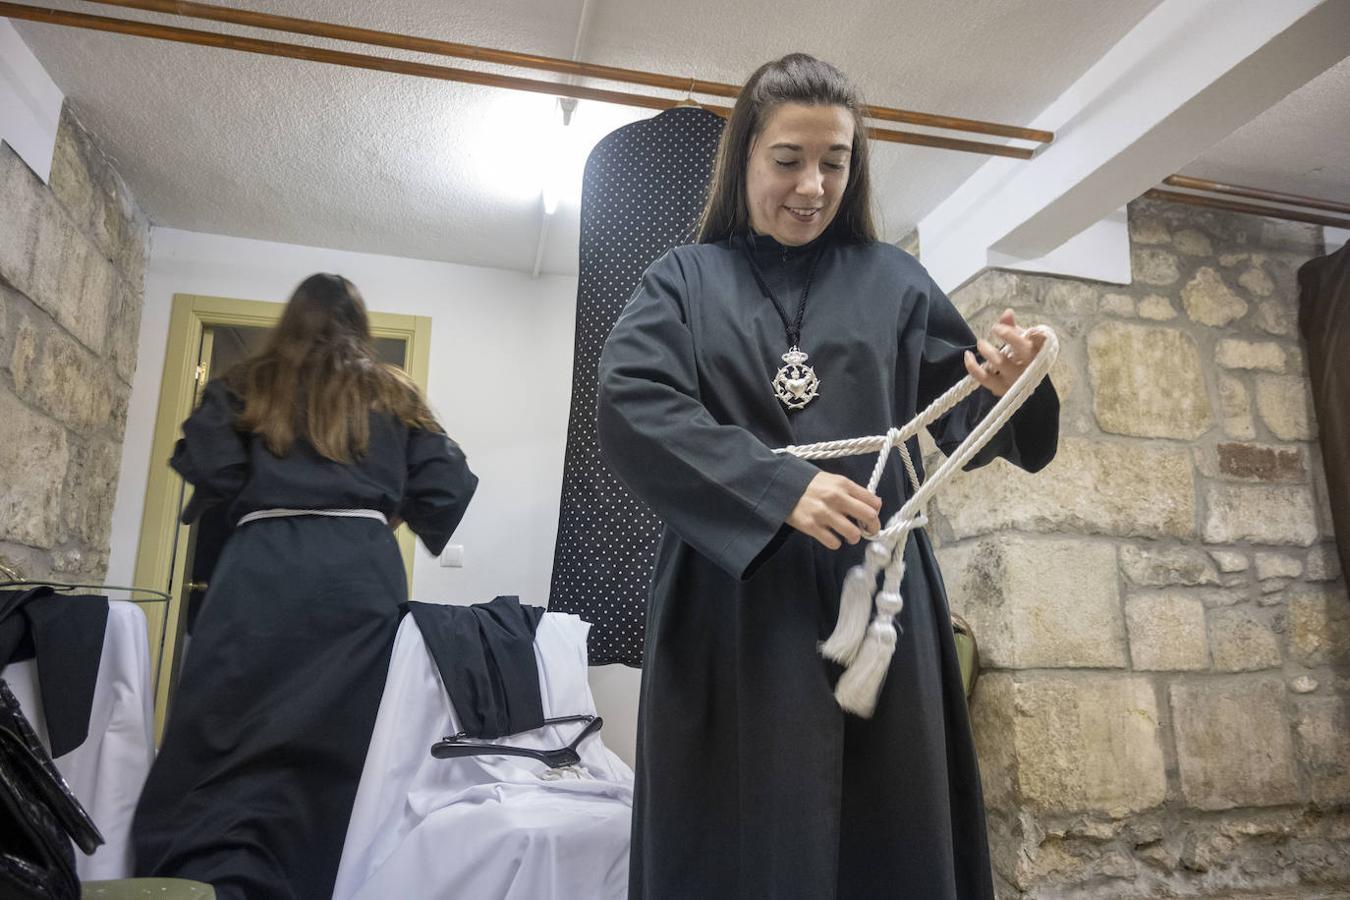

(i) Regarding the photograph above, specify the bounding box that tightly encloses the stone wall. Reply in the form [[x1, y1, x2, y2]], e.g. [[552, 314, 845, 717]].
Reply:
[[0, 106, 149, 583], [937, 197, 1350, 897]]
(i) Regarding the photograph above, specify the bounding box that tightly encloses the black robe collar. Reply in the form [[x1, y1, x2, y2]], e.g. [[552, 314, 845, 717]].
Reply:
[[736, 224, 839, 263]]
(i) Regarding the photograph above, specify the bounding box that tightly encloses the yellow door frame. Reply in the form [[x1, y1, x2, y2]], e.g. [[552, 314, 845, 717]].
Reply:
[[134, 293, 432, 738]]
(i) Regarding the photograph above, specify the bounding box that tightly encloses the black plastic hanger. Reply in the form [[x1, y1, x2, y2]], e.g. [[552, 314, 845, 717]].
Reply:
[[431, 714, 604, 768]]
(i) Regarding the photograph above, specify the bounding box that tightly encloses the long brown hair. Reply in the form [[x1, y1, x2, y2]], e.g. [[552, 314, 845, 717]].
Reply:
[[225, 273, 441, 462], [697, 53, 877, 245]]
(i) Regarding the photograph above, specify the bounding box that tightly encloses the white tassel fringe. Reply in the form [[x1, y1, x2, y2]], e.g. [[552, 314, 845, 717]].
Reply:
[[834, 589, 905, 717], [820, 565, 875, 665], [834, 616, 898, 717]]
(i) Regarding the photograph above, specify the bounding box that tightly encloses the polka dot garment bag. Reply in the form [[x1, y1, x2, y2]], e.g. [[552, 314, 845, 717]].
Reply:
[[548, 107, 724, 666]]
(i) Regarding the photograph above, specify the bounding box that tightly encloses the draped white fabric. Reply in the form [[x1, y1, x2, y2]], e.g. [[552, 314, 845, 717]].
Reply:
[[3, 600, 155, 880], [333, 612, 634, 900]]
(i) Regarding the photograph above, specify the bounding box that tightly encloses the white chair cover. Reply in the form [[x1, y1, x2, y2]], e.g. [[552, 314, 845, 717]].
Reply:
[[333, 611, 634, 900], [3, 600, 156, 880]]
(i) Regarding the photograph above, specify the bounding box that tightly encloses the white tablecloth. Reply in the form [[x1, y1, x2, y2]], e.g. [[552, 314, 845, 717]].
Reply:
[[333, 611, 634, 900]]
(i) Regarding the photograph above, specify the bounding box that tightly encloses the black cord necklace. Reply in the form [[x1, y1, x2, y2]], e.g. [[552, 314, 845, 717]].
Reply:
[[741, 236, 824, 410]]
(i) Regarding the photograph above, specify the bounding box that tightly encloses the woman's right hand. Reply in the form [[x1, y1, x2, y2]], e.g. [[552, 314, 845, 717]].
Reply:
[[786, 472, 883, 550]]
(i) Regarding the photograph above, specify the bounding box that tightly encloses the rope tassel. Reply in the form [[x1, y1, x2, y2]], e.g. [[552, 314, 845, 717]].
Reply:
[[777, 325, 1061, 718], [834, 591, 904, 717], [820, 564, 877, 665]]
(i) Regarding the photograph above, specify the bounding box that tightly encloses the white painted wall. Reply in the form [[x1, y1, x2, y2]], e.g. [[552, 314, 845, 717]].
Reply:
[[0, 17, 63, 183], [985, 208, 1132, 288], [107, 227, 577, 606]]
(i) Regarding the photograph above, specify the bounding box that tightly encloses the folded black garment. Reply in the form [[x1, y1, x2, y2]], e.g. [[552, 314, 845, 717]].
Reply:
[[0, 588, 109, 758], [407, 596, 546, 740]]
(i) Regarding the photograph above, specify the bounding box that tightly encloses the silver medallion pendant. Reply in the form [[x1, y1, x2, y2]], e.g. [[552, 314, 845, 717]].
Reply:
[[773, 346, 820, 410]]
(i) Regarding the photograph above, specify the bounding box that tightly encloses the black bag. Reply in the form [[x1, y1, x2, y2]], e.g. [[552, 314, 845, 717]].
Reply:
[[0, 678, 103, 899]]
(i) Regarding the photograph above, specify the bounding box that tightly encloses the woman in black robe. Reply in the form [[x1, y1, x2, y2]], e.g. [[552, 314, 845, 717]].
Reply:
[[598, 54, 1058, 898], [132, 274, 477, 900]]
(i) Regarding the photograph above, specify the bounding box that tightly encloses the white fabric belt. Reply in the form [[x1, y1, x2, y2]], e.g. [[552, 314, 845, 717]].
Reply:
[[236, 508, 388, 527]]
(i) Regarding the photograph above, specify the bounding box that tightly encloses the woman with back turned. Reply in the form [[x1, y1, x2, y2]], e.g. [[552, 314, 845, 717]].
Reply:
[[133, 273, 478, 900]]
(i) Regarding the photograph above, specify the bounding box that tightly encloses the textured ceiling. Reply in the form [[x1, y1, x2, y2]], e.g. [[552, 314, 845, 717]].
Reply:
[[1183, 54, 1350, 205], [12, 0, 1184, 274]]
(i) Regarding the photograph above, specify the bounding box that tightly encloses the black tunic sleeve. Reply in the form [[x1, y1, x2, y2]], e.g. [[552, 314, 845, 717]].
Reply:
[[171, 379, 249, 524], [598, 251, 820, 580], [914, 275, 1059, 473], [398, 428, 479, 556]]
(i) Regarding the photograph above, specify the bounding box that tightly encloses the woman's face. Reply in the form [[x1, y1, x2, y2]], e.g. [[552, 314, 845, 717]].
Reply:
[[745, 103, 854, 246]]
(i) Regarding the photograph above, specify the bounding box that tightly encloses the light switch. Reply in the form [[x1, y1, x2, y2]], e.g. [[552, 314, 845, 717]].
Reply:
[[440, 544, 464, 568]]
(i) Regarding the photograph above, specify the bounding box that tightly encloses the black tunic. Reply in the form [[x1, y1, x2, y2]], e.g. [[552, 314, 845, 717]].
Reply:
[[1298, 241, 1350, 582], [132, 379, 477, 900], [598, 231, 1058, 899]]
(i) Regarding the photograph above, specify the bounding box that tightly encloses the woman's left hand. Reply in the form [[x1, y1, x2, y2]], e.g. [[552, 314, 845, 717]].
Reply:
[[963, 308, 1044, 398]]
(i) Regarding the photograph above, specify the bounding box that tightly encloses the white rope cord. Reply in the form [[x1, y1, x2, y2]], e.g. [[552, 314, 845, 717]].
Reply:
[[236, 508, 389, 526], [778, 362, 986, 462], [775, 325, 1059, 716], [864, 428, 923, 505]]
